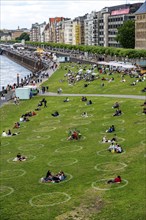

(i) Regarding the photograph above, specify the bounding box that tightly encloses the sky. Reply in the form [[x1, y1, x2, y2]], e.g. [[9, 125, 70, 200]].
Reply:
[[1, 0, 144, 30]]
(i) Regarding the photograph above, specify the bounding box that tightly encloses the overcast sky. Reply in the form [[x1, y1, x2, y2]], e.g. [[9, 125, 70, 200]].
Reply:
[[1, 0, 144, 30]]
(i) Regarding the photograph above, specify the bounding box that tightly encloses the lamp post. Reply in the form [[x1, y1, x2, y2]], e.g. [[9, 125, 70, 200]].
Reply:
[[17, 74, 19, 87]]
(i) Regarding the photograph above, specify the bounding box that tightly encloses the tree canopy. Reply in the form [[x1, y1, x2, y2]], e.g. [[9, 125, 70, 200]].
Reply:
[[16, 32, 30, 41], [116, 20, 135, 49]]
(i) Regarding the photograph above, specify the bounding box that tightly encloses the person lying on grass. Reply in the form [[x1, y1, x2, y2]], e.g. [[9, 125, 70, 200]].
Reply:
[[113, 109, 122, 116], [107, 175, 122, 184], [13, 153, 27, 162], [102, 134, 117, 143], [67, 128, 82, 140], [52, 111, 59, 117], [106, 125, 115, 133], [41, 170, 66, 183]]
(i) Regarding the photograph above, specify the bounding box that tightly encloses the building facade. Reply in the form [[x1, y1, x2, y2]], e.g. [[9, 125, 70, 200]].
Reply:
[[135, 1, 146, 49]]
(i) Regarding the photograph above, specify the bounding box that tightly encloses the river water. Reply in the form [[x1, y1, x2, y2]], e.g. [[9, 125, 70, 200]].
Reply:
[[0, 55, 31, 91]]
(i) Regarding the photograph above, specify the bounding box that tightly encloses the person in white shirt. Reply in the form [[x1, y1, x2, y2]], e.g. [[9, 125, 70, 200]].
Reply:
[[2, 131, 7, 137]]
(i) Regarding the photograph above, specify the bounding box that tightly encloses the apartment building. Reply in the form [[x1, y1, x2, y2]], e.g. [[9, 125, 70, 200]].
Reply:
[[30, 23, 39, 42], [38, 22, 46, 42], [43, 23, 50, 42], [98, 3, 142, 47], [72, 15, 87, 45], [84, 11, 99, 46], [64, 19, 73, 44], [135, 1, 146, 49]]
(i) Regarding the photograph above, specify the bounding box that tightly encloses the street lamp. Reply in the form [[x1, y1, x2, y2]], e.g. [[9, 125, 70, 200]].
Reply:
[[17, 74, 20, 87]]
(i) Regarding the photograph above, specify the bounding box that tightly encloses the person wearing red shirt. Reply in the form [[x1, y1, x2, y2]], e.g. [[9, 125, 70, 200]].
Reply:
[[107, 176, 122, 184]]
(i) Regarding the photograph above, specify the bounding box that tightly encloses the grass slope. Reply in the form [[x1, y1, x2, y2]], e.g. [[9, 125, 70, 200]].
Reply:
[[0, 62, 145, 220]]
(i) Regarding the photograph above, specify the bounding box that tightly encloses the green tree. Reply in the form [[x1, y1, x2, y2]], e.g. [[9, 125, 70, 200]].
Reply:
[[116, 20, 135, 49], [16, 32, 30, 41]]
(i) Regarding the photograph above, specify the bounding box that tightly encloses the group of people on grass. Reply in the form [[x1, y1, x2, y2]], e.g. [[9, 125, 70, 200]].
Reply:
[[67, 128, 82, 140], [41, 170, 66, 183], [13, 153, 27, 162]]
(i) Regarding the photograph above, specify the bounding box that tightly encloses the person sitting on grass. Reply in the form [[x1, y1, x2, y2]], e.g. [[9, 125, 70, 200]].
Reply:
[[81, 96, 87, 101], [2, 131, 7, 137], [13, 122, 20, 129], [41, 170, 66, 183], [112, 102, 119, 109], [111, 134, 117, 143], [113, 109, 122, 116], [86, 100, 92, 105], [102, 136, 109, 143], [52, 111, 59, 117], [108, 143, 115, 152], [64, 97, 69, 102], [114, 144, 123, 153], [67, 128, 82, 140], [106, 125, 115, 133], [107, 176, 122, 184], [13, 153, 27, 162], [142, 107, 146, 114], [81, 112, 88, 118]]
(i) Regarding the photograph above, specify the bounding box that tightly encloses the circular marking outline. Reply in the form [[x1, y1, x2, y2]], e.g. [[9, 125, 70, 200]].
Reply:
[[33, 127, 56, 132], [96, 149, 126, 157], [92, 179, 128, 190], [102, 119, 125, 126], [0, 186, 14, 198], [29, 192, 71, 207], [27, 135, 51, 141], [7, 155, 36, 163], [48, 158, 78, 167], [18, 143, 44, 151], [55, 145, 83, 153], [0, 169, 26, 179], [94, 162, 127, 171], [39, 173, 73, 185], [1, 142, 10, 146]]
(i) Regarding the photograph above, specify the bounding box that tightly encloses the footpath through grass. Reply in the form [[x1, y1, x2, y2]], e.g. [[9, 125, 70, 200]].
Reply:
[[0, 62, 146, 220]]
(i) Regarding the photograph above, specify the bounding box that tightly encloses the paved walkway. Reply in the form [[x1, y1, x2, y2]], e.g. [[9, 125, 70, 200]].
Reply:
[[39, 92, 145, 100]]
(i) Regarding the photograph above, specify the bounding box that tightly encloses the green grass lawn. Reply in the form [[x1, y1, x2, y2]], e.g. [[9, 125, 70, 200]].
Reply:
[[42, 63, 146, 96], [0, 62, 146, 220]]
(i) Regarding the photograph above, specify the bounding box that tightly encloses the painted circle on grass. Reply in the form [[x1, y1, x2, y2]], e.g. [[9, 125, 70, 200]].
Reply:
[[92, 179, 128, 190], [102, 119, 125, 126], [18, 144, 44, 151], [0, 186, 14, 198], [96, 149, 126, 157], [39, 173, 73, 185], [48, 158, 78, 167], [7, 155, 36, 163], [103, 115, 111, 119], [40, 120, 60, 125], [136, 112, 143, 116], [1, 141, 10, 147], [141, 140, 146, 146], [27, 135, 51, 141], [33, 127, 56, 132], [0, 169, 26, 179], [29, 192, 71, 207], [55, 145, 83, 153], [73, 115, 93, 120], [138, 128, 146, 134], [71, 121, 91, 126], [134, 120, 145, 125], [94, 162, 127, 172], [61, 136, 86, 142]]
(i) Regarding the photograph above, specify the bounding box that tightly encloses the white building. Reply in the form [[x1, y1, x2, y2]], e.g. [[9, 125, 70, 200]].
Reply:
[[63, 19, 73, 44]]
